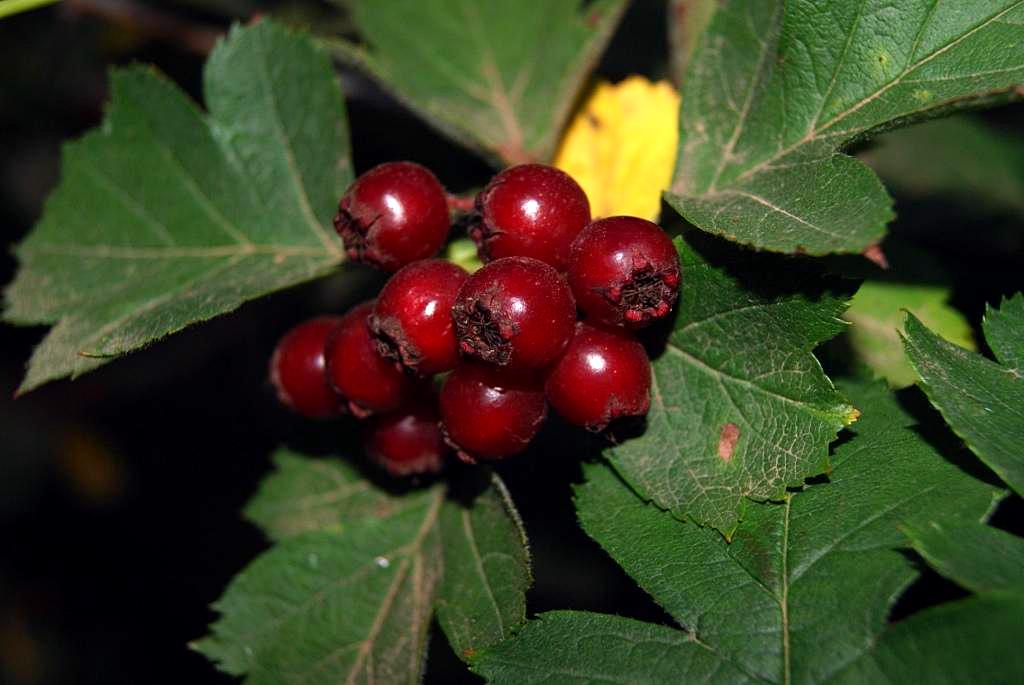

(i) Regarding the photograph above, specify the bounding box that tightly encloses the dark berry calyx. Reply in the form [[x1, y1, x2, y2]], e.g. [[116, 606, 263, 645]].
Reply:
[[451, 295, 518, 366], [333, 208, 376, 263], [600, 258, 680, 325]]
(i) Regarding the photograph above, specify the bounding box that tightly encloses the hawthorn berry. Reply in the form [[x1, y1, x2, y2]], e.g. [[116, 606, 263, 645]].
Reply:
[[324, 301, 419, 417], [545, 322, 651, 431], [470, 164, 590, 270], [269, 317, 344, 419], [370, 259, 468, 375], [439, 361, 547, 462], [365, 401, 448, 476], [568, 216, 680, 328], [333, 161, 450, 271], [452, 256, 576, 371]]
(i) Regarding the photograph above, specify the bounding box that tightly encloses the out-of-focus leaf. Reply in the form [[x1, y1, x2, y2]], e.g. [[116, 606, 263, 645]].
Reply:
[[554, 76, 680, 221], [845, 281, 973, 388], [861, 116, 1024, 216], [667, 0, 717, 87], [667, 0, 1024, 255], [331, 0, 629, 165], [3, 20, 349, 393]]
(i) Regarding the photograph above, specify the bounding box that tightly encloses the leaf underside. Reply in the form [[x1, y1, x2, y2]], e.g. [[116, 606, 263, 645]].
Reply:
[[668, 0, 1024, 255], [3, 20, 350, 393]]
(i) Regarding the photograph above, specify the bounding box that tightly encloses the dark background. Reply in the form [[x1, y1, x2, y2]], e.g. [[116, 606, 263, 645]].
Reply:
[[1, 1, 1021, 683]]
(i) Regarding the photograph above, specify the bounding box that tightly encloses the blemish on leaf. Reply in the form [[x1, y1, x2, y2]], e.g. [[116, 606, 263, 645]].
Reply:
[[718, 423, 740, 461], [462, 647, 477, 660]]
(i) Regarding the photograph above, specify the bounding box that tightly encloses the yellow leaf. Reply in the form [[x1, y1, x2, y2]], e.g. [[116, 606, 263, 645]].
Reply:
[[554, 76, 680, 222]]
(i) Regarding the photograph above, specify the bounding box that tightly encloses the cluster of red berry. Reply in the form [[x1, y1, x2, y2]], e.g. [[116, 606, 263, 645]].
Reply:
[[269, 162, 680, 476]]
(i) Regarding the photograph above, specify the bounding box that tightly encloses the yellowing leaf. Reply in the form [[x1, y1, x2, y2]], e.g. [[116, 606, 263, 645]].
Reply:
[[554, 77, 679, 221]]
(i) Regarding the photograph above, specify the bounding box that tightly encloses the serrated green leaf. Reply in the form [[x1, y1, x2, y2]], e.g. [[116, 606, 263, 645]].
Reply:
[[330, 0, 628, 165], [577, 379, 1002, 684], [195, 485, 444, 684], [243, 449, 413, 541], [606, 233, 857, 535], [845, 280, 973, 388], [3, 20, 349, 393], [472, 611, 754, 684], [983, 293, 1024, 369], [436, 473, 531, 662], [667, 0, 1024, 255], [831, 595, 1024, 683], [904, 301, 1024, 496], [903, 520, 1024, 595], [861, 116, 1024, 217]]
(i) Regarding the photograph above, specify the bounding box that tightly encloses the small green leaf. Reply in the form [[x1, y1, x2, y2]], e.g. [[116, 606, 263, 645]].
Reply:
[[3, 20, 350, 393], [472, 611, 753, 684], [845, 280, 973, 388], [606, 233, 856, 535], [904, 299, 1024, 496], [832, 595, 1024, 683], [436, 473, 531, 661], [862, 116, 1024, 217], [668, 0, 1024, 255], [983, 293, 1024, 369], [903, 521, 1024, 595], [244, 449, 412, 541], [195, 485, 445, 683], [330, 0, 628, 165], [577, 379, 1001, 683]]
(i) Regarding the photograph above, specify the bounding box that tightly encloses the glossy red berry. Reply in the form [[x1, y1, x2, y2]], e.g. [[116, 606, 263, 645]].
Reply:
[[545, 322, 651, 431], [365, 401, 449, 476], [452, 257, 576, 371], [324, 301, 419, 417], [568, 216, 680, 328], [439, 361, 547, 462], [470, 164, 590, 270], [370, 259, 468, 375], [269, 317, 344, 419], [333, 161, 450, 271]]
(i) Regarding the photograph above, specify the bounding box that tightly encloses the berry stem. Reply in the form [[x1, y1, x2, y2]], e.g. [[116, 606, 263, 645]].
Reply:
[[446, 193, 476, 214]]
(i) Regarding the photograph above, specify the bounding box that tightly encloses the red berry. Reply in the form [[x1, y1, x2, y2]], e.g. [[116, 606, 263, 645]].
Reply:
[[333, 161, 450, 271], [369, 259, 468, 375], [365, 401, 448, 477], [545, 322, 651, 431], [439, 361, 547, 462], [567, 216, 680, 328], [269, 317, 344, 419], [324, 301, 419, 417], [470, 164, 590, 270], [452, 257, 576, 371]]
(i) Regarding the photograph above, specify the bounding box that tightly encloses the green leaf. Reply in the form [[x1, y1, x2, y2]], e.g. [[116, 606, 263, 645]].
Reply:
[[243, 449, 412, 542], [577, 379, 1002, 684], [668, 0, 718, 87], [983, 293, 1024, 369], [903, 300, 1024, 496], [903, 520, 1024, 595], [606, 233, 857, 535], [195, 485, 445, 683], [845, 281, 973, 388], [472, 611, 754, 684], [3, 20, 349, 393], [831, 595, 1024, 683], [330, 0, 628, 165], [436, 473, 531, 662], [667, 0, 1024, 255], [861, 116, 1024, 217]]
